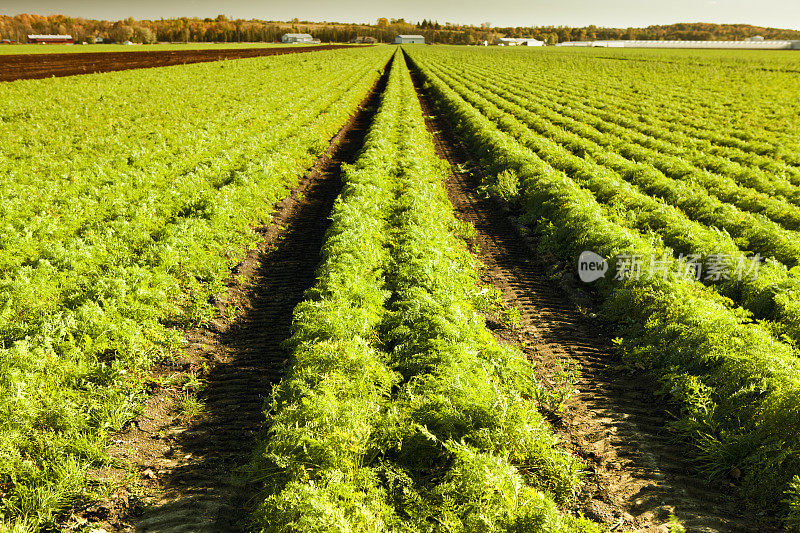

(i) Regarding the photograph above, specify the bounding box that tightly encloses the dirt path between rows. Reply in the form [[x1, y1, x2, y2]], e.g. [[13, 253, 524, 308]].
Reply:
[[408, 60, 772, 532], [0, 45, 353, 82], [64, 63, 390, 533]]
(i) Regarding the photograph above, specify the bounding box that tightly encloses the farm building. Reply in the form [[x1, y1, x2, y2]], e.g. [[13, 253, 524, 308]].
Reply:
[[349, 36, 378, 44], [282, 33, 317, 44], [557, 39, 800, 50], [497, 37, 544, 47], [394, 35, 425, 44], [27, 34, 74, 44]]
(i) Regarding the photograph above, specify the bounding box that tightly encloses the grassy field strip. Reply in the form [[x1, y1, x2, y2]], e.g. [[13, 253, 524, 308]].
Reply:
[[0, 46, 393, 528], [418, 58, 800, 345], [0, 43, 303, 55], [248, 52, 602, 532], [406, 47, 800, 527]]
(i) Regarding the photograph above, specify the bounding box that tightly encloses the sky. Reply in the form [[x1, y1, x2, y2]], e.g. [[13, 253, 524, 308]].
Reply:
[[1, 0, 799, 30]]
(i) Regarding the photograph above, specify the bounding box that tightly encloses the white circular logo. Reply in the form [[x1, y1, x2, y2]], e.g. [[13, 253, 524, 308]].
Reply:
[[578, 251, 608, 282]]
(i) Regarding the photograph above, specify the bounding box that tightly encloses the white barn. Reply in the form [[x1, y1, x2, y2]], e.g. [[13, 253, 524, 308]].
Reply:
[[282, 33, 315, 44], [394, 34, 425, 44]]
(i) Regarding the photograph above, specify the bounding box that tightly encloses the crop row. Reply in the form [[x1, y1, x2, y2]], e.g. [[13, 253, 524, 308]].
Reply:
[[0, 46, 394, 528], [464, 59, 800, 207], [416, 56, 800, 345], [405, 47, 800, 525], [492, 48, 800, 171], [248, 53, 601, 532], [547, 48, 800, 162], [533, 78, 800, 191], [534, 62, 800, 176], [427, 56, 800, 238]]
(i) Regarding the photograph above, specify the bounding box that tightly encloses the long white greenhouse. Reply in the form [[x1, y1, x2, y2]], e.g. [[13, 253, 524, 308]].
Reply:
[[556, 39, 800, 49]]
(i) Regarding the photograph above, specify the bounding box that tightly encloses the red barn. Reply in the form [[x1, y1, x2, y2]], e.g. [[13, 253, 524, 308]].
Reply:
[[27, 34, 74, 44]]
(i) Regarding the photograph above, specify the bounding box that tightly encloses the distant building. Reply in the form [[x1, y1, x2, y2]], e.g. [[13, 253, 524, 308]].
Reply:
[[282, 33, 316, 44], [349, 36, 378, 44], [556, 41, 593, 47], [557, 39, 800, 50], [497, 37, 544, 47], [27, 34, 74, 44], [394, 34, 425, 44]]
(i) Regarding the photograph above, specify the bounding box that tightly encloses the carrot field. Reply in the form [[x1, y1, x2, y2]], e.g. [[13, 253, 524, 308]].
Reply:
[[405, 45, 800, 528], [1, 44, 799, 531]]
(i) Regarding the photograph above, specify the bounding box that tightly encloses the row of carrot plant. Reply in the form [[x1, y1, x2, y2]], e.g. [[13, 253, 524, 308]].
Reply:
[[248, 52, 602, 533], [424, 56, 800, 251], [521, 60, 800, 183], [470, 63, 800, 214], [543, 47, 800, 164], [528, 78, 800, 196], [404, 46, 800, 528], [418, 56, 800, 347]]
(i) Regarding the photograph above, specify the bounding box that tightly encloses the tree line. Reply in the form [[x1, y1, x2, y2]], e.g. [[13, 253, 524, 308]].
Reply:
[[1, 14, 798, 45]]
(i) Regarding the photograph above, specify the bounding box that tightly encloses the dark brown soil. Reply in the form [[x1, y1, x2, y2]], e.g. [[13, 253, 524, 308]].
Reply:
[[407, 57, 774, 532], [0, 45, 354, 82], [62, 60, 390, 533]]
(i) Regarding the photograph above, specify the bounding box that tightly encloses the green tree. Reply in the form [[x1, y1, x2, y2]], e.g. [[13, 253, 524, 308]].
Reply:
[[134, 25, 157, 43]]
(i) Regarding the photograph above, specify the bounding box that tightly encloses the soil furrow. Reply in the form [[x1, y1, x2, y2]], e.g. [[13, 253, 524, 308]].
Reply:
[[67, 61, 390, 532], [407, 58, 770, 533]]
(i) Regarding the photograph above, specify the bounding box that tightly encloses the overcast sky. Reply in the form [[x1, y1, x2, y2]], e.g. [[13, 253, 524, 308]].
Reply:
[[2, 0, 799, 30]]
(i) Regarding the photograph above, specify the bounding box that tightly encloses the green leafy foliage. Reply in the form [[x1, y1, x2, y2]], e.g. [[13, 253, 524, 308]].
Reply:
[[405, 45, 800, 524], [415, 47, 800, 345], [785, 476, 800, 532], [249, 52, 598, 532], [0, 46, 393, 528], [480, 169, 520, 204]]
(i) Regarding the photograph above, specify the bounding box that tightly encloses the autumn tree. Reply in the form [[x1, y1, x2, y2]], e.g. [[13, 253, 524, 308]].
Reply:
[[110, 23, 134, 43], [134, 25, 157, 43]]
